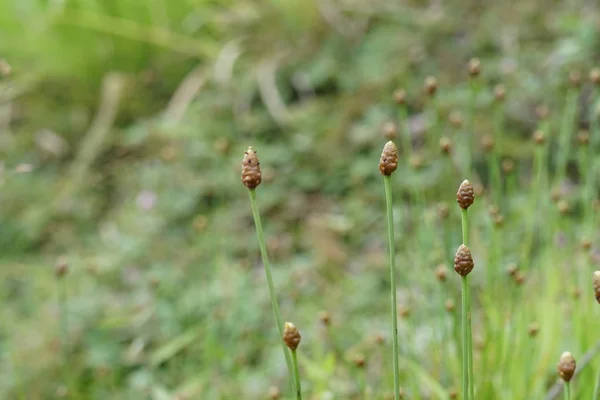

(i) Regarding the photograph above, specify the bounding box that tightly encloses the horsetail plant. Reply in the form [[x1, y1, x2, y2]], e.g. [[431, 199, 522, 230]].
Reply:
[[242, 147, 295, 392], [456, 179, 475, 400], [557, 351, 576, 400], [594, 271, 600, 399], [379, 141, 401, 400], [283, 322, 303, 400]]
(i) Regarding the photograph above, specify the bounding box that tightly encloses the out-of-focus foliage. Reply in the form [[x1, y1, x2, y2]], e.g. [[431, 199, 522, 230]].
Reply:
[[0, 0, 599, 398]]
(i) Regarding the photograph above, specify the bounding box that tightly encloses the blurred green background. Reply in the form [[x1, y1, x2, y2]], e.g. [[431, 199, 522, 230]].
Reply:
[[1, 0, 600, 399]]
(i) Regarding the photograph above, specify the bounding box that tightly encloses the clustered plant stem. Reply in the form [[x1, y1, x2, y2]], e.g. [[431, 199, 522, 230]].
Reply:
[[248, 189, 296, 392], [564, 381, 571, 400], [384, 175, 401, 400]]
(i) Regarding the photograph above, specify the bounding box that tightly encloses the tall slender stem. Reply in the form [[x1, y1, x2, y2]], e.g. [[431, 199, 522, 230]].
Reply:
[[556, 89, 578, 184], [291, 350, 302, 400], [384, 175, 401, 400], [461, 275, 469, 400], [461, 208, 474, 400], [248, 189, 295, 391]]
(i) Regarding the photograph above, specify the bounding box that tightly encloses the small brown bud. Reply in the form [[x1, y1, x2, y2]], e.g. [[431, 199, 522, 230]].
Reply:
[[55, 257, 69, 278], [468, 58, 481, 77], [268, 386, 280, 400], [577, 130, 589, 146], [409, 154, 423, 170], [283, 322, 301, 351], [593, 271, 600, 304], [424, 76, 438, 96], [241, 147, 262, 189], [393, 88, 407, 105], [435, 264, 448, 282], [457, 180, 475, 209], [557, 352, 576, 382], [591, 68, 600, 85], [449, 111, 463, 128], [569, 70, 582, 88], [557, 200, 569, 214], [398, 303, 411, 318], [494, 215, 504, 227], [528, 322, 539, 337], [514, 271, 525, 286], [382, 122, 398, 140], [581, 238, 592, 251], [481, 134, 494, 152], [437, 203, 450, 219], [374, 333, 385, 345], [445, 298, 455, 312], [379, 141, 399, 175], [535, 105, 550, 120], [353, 353, 366, 368], [501, 159, 515, 173], [319, 310, 331, 326], [448, 388, 458, 399], [572, 287, 581, 300], [533, 130, 545, 145], [454, 244, 474, 276], [493, 84, 506, 102], [440, 137, 452, 154], [506, 263, 518, 277]]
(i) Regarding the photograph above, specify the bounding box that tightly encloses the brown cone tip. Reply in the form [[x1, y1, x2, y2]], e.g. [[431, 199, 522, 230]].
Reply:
[[379, 141, 399, 176], [241, 146, 262, 189], [454, 244, 474, 276], [557, 352, 576, 382], [593, 271, 600, 304], [457, 180, 475, 209], [468, 58, 481, 77], [283, 322, 301, 351]]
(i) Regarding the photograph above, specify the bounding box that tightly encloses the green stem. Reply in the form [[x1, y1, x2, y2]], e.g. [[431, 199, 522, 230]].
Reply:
[[522, 146, 543, 269], [248, 189, 295, 392], [291, 350, 302, 400], [384, 175, 401, 400], [491, 102, 504, 205], [461, 208, 474, 400], [593, 365, 600, 400], [461, 276, 470, 400], [564, 381, 571, 400]]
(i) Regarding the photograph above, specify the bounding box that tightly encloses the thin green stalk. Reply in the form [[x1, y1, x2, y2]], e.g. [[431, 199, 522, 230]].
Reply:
[[461, 275, 469, 400], [461, 208, 474, 400], [563, 381, 571, 400], [384, 175, 401, 400], [248, 189, 295, 391], [593, 365, 600, 399], [291, 350, 302, 400], [522, 145, 544, 269], [556, 89, 578, 184]]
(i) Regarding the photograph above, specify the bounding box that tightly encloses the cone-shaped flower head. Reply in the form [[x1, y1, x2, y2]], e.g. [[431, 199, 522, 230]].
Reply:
[[379, 141, 398, 176], [283, 322, 301, 351], [557, 352, 576, 382], [456, 179, 475, 209], [241, 147, 262, 189], [593, 271, 600, 304], [454, 244, 474, 276], [468, 58, 481, 77]]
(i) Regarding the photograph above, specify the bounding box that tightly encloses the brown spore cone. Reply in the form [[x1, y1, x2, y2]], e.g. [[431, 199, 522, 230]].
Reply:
[[557, 352, 576, 382], [379, 141, 398, 176], [241, 146, 262, 189], [456, 180, 475, 209], [454, 244, 474, 276], [283, 322, 301, 351]]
